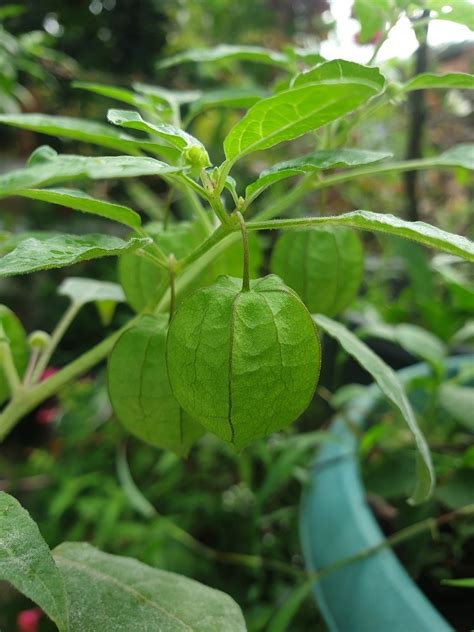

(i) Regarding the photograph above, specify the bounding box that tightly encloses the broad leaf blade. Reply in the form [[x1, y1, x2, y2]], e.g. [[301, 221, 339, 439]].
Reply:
[[0, 113, 149, 154], [246, 148, 392, 197], [248, 211, 474, 261], [293, 59, 385, 92], [224, 80, 382, 162], [16, 188, 141, 228], [0, 150, 184, 198], [0, 492, 68, 631], [402, 72, 474, 92], [108, 109, 204, 151], [0, 234, 151, 276], [53, 542, 246, 631], [157, 44, 289, 69], [314, 315, 434, 504], [58, 277, 125, 305]]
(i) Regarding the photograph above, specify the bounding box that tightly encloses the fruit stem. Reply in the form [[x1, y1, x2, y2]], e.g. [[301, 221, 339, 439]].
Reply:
[[236, 211, 250, 292]]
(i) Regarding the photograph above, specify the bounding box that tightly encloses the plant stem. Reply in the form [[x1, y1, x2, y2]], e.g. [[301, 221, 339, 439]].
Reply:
[[22, 347, 40, 387], [31, 301, 82, 383], [236, 212, 250, 292], [168, 255, 176, 323], [0, 339, 21, 394]]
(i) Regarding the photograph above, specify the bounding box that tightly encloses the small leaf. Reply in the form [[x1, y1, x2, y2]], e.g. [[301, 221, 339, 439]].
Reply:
[[0, 113, 152, 154], [0, 305, 28, 405], [224, 69, 384, 162], [426, 0, 474, 30], [314, 314, 434, 504], [436, 144, 474, 170], [402, 72, 474, 92], [353, 0, 390, 43], [246, 148, 392, 197], [58, 277, 125, 306], [16, 188, 141, 228], [248, 211, 474, 262], [0, 492, 68, 631], [133, 82, 202, 106], [157, 44, 289, 69], [108, 109, 205, 152], [0, 150, 184, 198], [53, 542, 246, 631], [108, 314, 203, 455], [72, 81, 152, 108], [0, 234, 151, 276]]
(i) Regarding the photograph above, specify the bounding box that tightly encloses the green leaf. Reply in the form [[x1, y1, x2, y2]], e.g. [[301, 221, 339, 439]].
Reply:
[[157, 44, 289, 69], [270, 226, 364, 316], [0, 113, 153, 154], [0, 305, 28, 405], [0, 149, 184, 198], [224, 67, 384, 162], [16, 188, 141, 228], [248, 210, 474, 262], [439, 384, 474, 431], [167, 275, 321, 449], [293, 59, 385, 92], [313, 314, 434, 504], [108, 314, 203, 455], [434, 143, 474, 169], [441, 578, 474, 588], [133, 82, 202, 106], [72, 81, 152, 108], [402, 72, 474, 92], [185, 88, 268, 123], [0, 492, 68, 631], [58, 277, 125, 306], [107, 109, 205, 152], [426, 0, 474, 30], [353, 0, 390, 43], [246, 148, 392, 198], [53, 542, 246, 631], [357, 322, 446, 369], [0, 234, 151, 276]]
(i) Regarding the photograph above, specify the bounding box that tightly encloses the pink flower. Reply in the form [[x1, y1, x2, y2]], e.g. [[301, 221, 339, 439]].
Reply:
[[16, 608, 42, 632], [35, 405, 59, 425], [41, 367, 58, 381]]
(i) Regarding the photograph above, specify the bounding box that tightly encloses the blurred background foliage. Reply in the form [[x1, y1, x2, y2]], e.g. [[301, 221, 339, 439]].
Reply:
[[0, 1, 473, 630]]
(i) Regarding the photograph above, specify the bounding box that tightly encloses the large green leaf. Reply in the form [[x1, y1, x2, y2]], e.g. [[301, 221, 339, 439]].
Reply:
[[0, 234, 151, 276], [426, 0, 474, 30], [246, 148, 392, 198], [0, 492, 68, 631], [15, 188, 141, 228], [293, 59, 385, 92], [108, 109, 205, 151], [0, 149, 184, 198], [313, 315, 434, 504], [157, 44, 289, 69], [248, 210, 474, 262], [402, 72, 474, 92], [0, 113, 151, 154], [224, 66, 384, 162], [53, 542, 246, 631]]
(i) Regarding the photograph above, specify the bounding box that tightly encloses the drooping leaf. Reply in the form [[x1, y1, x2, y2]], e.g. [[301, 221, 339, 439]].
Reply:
[[0, 113, 151, 154], [0, 234, 151, 276], [313, 314, 434, 504], [246, 148, 392, 198], [224, 67, 384, 162], [58, 277, 125, 306], [402, 72, 474, 92], [53, 542, 246, 631], [0, 305, 28, 405], [108, 314, 203, 455], [157, 44, 290, 69], [270, 226, 364, 316], [185, 88, 268, 122], [167, 275, 321, 449], [0, 492, 68, 631], [0, 149, 185, 198], [15, 188, 141, 228], [248, 211, 474, 262], [108, 109, 205, 152]]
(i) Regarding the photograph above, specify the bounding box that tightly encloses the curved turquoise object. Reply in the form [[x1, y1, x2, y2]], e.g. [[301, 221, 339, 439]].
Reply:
[[299, 357, 472, 632]]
